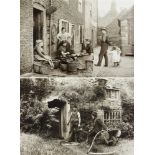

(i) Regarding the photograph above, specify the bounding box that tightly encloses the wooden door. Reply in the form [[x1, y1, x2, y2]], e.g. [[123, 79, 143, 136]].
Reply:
[[33, 8, 43, 46]]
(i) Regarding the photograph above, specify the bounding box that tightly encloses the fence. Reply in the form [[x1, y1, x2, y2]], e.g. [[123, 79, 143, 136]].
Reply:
[[98, 109, 122, 124]]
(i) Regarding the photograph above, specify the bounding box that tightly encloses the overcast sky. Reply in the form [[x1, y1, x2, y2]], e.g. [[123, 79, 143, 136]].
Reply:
[[98, 0, 134, 17]]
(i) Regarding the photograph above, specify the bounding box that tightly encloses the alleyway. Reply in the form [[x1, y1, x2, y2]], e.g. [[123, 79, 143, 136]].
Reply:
[[93, 47, 134, 77]]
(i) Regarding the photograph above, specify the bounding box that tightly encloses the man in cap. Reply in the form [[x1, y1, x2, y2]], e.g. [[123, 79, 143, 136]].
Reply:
[[95, 28, 111, 67], [87, 111, 108, 144]]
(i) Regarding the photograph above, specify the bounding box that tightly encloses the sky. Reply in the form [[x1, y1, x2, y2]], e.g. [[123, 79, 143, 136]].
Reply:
[[98, 0, 134, 17]]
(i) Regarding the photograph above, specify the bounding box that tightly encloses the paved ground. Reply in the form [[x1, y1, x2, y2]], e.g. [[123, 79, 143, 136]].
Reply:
[[93, 47, 134, 77], [21, 46, 133, 78]]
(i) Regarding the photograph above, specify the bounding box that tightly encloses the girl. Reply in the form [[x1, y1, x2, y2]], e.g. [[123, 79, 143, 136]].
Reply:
[[111, 46, 121, 67]]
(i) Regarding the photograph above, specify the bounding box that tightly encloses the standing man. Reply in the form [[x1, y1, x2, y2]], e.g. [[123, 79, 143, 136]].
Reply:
[[95, 28, 111, 67]]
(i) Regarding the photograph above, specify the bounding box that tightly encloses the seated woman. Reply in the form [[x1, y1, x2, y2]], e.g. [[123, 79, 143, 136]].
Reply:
[[57, 41, 77, 62], [81, 39, 93, 55], [34, 40, 54, 69]]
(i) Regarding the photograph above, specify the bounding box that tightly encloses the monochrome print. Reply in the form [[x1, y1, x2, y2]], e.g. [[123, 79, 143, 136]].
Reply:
[[20, 0, 134, 155]]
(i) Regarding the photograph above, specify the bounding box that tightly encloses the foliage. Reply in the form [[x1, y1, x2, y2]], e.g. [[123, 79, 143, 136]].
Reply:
[[20, 78, 56, 101], [20, 98, 59, 137], [122, 99, 134, 124], [93, 85, 106, 100], [105, 122, 134, 139]]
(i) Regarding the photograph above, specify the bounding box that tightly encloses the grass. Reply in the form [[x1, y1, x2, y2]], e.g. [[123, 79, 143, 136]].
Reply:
[[21, 133, 134, 155], [20, 133, 76, 155]]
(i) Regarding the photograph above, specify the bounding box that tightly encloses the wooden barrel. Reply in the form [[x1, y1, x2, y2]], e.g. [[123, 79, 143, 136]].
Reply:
[[67, 61, 78, 73]]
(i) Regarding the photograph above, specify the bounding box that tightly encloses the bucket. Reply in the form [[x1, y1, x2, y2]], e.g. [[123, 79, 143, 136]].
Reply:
[[67, 61, 78, 73], [60, 63, 67, 71], [53, 59, 60, 69]]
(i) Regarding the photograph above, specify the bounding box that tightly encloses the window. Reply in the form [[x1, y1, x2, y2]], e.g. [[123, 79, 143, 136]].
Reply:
[[78, 0, 83, 12], [59, 19, 69, 33]]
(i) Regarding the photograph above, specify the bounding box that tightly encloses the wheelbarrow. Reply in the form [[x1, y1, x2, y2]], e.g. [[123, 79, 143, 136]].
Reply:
[[87, 129, 121, 155]]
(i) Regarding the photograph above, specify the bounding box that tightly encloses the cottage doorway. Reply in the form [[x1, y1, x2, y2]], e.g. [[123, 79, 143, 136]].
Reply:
[[33, 8, 43, 47], [48, 99, 70, 139]]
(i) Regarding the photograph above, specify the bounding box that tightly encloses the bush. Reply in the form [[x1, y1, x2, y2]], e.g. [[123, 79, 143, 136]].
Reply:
[[20, 99, 59, 137], [105, 122, 134, 139]]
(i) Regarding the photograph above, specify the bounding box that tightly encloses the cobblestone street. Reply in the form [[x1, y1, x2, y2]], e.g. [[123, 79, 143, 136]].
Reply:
[[93, 47, 134, 77]]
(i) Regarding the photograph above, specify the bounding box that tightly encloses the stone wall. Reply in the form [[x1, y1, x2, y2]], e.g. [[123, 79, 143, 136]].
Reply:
[[120, 7, 134, 56]]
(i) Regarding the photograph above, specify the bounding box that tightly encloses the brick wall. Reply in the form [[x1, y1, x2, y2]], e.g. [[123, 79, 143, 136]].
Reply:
[[20, 0, 33, 74], [20, 0, 50, 74], [50, 0, 84, 55]]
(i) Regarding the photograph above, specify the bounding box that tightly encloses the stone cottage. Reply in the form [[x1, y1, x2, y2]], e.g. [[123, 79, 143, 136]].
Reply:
[[45, 79, 122, 139], [20, 0, 98, 74]]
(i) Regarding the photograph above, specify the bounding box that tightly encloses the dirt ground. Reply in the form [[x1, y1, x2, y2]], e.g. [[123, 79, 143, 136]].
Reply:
[[21, 133, 134, 155], [93, 47, 134, 77]]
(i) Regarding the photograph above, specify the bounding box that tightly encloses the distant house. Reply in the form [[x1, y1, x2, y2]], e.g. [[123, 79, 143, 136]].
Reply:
[[98, 7, 134, 56], [119, 7, 134, 56]]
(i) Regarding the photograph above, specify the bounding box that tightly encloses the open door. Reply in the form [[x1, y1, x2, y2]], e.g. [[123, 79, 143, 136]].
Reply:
[[33, 8, 43, 47], [48, 99, 70, 139]]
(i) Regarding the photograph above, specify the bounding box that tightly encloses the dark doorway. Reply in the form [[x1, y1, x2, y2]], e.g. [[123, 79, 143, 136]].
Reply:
[[33, 8, 43, 47]]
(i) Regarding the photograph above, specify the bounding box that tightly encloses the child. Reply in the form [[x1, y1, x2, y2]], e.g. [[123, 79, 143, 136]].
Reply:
[[67, 105, 81, 142], [111, 46, 121, 67]]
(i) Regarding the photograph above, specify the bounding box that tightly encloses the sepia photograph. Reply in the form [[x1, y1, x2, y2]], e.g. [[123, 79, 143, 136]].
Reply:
[[20, 77, 134, 155], [20, 0, 134, 154], [20, 0, 134, 77]]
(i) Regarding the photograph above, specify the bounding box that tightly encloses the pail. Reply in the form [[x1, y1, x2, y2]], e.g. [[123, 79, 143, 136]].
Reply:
[[60, 63, 67, 71], [67, 61, 78, 73]]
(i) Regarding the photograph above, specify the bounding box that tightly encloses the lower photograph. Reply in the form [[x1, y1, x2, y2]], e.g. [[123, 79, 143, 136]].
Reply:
[[20, 77, 134, 155]]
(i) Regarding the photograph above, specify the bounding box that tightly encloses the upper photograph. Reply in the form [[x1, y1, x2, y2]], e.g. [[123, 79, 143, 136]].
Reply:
[[20, 0, 134, 77]]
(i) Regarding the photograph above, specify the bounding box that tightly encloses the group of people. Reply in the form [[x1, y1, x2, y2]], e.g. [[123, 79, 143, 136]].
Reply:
[[95, 28, 121, 67], [34, 27, 93, 69], [34, 27, 121, 70], [67, 105, 121, 147]]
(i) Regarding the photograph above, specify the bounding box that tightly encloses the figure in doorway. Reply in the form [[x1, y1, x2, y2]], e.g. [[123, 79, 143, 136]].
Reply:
[[57, 27, 71, 48], [81, 39, 93, 55]]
